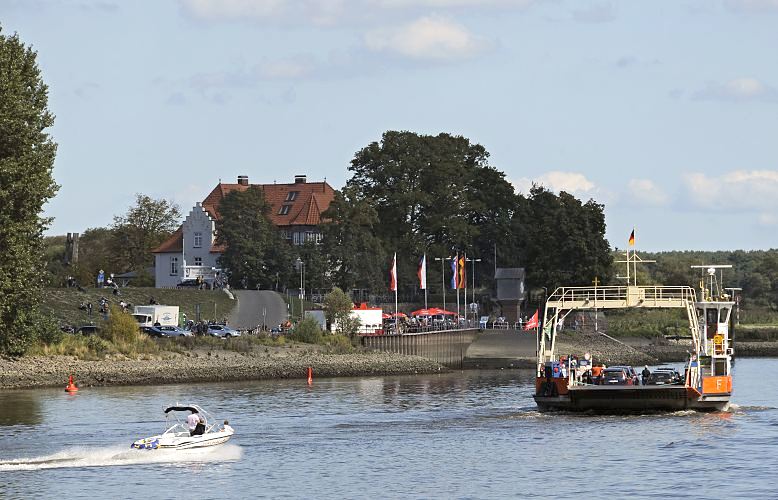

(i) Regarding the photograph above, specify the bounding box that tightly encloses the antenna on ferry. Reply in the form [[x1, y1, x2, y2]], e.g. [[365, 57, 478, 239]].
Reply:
[[691, 265, 732, 300]]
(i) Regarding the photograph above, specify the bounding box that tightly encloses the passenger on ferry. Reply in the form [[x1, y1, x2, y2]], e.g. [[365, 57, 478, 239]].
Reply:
[[641, 365, 651, 385]]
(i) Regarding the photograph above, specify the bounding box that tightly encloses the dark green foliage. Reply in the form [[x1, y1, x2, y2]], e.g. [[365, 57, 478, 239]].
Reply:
[[0, 28, 59, 355], [513, 186, 612, 292], [216, 186, 293, 289], [320, 186, 387, 291], [341, 131, 518, 291], [289, 317, 323, 344], [111, 194, 181, 272]]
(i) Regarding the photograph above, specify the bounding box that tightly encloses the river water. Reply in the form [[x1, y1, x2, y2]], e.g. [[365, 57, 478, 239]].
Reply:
[[0, 358, 775, 499]]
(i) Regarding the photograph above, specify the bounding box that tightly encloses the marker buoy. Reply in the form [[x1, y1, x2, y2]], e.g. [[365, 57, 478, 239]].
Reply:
[[65, 374, 78, 393], [307, 367, 313, 385]]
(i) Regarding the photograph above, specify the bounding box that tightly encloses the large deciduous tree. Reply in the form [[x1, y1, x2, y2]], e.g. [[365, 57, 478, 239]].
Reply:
[[512, 186, 612, 292], [111, 194, 181, 272], [0, 28, 59, 354], [320, 186, 387, 292], [216, 186, 292, 289], [345, 131, 517, 288]]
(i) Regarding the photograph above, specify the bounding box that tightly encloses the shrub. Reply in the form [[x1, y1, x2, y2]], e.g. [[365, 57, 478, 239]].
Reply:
[[101, 305, 142, 344], [289, 318, 323, 344], [324, 334, 354, 353]]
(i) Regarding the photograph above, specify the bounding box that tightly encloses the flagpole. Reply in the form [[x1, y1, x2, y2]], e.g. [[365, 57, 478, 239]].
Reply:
[[463, 253, 467, 326]]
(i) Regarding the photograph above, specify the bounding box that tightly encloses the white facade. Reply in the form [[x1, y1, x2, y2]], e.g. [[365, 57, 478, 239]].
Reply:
[[154, 203, 221, 288]]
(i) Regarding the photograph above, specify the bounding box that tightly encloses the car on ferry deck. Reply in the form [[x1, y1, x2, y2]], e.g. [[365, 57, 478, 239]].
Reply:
[[601, 367, 636, 385], [647, 368, 682, 385]]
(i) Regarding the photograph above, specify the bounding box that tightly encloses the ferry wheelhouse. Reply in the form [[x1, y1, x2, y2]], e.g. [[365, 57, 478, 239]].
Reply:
[[533, 258, 735, 412]]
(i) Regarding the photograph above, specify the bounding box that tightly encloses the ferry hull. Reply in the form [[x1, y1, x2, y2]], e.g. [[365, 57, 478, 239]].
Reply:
[[534, 386, 729, 413]]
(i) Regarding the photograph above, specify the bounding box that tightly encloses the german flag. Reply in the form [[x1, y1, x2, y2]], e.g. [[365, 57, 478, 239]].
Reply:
[[628, 229, 635, 247]]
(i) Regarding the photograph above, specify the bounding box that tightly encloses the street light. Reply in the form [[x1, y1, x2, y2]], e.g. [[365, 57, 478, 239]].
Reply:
[[295, 257, 305, 320], [433, 257, 452, 312], [466, 257, 482, 324]]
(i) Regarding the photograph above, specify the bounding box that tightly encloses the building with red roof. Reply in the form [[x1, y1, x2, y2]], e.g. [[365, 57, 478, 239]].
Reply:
[[152, 175, 336, 288]]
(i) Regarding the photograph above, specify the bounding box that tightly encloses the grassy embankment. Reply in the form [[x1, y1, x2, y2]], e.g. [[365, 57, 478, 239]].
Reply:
[[600, 306, 778, 340], [30, 288, 353, 359]]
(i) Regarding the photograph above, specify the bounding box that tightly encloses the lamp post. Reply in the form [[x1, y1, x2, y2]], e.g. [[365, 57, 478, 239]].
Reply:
[[466, 257, 482, 325], [296, 257, 305, 320], [434, 257, 454, 312]]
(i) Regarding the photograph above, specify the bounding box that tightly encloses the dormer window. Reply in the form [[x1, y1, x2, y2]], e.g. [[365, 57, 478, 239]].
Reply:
[[285, 191, 299, 202], [278, 205, 291, 215]]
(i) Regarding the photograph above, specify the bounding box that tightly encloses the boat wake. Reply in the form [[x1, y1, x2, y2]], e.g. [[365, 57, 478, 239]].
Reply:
[[0, 443, 242, 471]]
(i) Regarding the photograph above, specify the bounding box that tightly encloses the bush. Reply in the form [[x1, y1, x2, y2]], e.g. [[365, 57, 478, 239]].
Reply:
[[289, 318, 323, 344], [86, 335, 111, 356], [101, 305, 142, 344], [323, 334, 354, 353]]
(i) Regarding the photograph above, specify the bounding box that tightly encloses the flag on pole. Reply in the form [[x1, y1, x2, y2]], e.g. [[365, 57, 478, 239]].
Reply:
[[458, 255, 466, 289], [628, 228, 635, 246], [524, 309, 539, 331], [450, 255, 458, 289], [417, 254, 427, 290], [389, 252, 397, 291]]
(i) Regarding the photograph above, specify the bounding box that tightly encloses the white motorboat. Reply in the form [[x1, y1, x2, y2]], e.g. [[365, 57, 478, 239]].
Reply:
[[131, 404, 234, 450]]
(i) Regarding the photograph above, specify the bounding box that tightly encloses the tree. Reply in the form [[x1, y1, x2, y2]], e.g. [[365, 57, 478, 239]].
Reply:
[[344, 131, 517, 290], [215, 186, 291, 288], [111, 194, 181, 272], [0, 28, 59, 355], [512, 186, 612, 292], [320, 186, 387, 292], [322, 287, 360, 337]]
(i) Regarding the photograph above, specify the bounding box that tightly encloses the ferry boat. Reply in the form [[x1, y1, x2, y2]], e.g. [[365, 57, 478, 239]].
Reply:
[[533, 253, 735, 413]]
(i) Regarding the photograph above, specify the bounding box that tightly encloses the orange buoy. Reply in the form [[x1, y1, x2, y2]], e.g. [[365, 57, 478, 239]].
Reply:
[[65, 374, 78, 393], [307, 367, 313, 385]]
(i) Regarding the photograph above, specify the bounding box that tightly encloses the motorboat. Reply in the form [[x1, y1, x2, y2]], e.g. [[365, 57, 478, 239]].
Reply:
[[131, 404, 234, 450]]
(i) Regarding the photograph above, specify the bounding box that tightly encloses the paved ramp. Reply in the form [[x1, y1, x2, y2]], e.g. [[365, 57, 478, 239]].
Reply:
[[228, 290, 288, 329], [463, 330, 538, 368]]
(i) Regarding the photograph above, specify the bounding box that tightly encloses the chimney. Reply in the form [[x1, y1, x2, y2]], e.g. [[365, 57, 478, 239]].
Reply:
[[294, 175, 307, 184], [237, 175, 249, 186]]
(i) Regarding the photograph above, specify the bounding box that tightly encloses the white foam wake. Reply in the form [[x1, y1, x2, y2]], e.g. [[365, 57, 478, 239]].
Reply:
[[0, 443, 242, 471]]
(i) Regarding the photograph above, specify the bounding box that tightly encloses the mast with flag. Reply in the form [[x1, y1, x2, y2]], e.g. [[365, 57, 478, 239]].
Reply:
[[450, 254, 459, 318], [629, 228, 636, 286], [418, 254, 428, 310], [389, 252, 398, 320]]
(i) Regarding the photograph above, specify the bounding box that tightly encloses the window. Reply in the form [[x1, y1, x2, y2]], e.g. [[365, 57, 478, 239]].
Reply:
[[193, 232, 202, 248], [194, 257, 202, 266], [280, 230, 291, 240], [293, 232, 302, 245], [285, 191, 299, 202], [170, 257, 179, 276], [278, 205, 291, 215]]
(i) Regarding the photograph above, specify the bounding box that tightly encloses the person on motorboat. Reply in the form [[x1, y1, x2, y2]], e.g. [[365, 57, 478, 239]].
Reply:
[[187, 410, 206, 436]]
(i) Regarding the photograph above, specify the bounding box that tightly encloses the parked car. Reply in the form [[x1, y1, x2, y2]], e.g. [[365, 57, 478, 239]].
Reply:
[[611, 365, 641, 385], [648, 368, 682, 385], [207, 324, 241, 338], [601, 367, 635, 385], [144, 325, 193, 338], [176, 279, 201, 289], [76, 325, 101, 336]]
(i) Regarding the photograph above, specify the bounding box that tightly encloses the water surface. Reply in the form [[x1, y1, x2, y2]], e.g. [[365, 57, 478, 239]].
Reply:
[[0, 359, 775, 498]]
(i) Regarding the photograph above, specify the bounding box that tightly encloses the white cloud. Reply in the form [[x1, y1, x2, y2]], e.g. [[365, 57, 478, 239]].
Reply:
[[189, 55, 319, 90], [572, 2, 616, 23], [511, 171, 597, 195], [725, 0, 778, 13], [364, 16, 488, 60], [626, 179, 669, 207], [179, 0, 538, 25], [683, 171, 778, 217], [693, 77, 778, 102]]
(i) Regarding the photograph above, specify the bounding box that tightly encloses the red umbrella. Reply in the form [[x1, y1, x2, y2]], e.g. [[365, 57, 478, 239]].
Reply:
[[382, 313, 392, 319], [410, 308, 433, 316], [392, 312, 408, 318]]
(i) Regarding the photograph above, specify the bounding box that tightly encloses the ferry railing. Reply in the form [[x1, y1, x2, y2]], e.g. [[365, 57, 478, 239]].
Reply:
[[545, 285, 697, 309]]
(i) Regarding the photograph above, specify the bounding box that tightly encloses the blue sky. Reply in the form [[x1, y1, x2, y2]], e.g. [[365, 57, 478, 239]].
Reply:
[[3, 0, 778, 251]]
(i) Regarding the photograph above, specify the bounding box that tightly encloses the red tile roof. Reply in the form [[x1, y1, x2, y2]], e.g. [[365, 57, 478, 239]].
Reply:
[[153, 179, 336, 254]]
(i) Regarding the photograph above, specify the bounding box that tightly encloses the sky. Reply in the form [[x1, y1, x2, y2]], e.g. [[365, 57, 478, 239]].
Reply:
[[3, 0, 778, 251]]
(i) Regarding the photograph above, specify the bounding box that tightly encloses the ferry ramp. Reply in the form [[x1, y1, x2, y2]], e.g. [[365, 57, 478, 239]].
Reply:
[[228, 290, 287, 330]]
